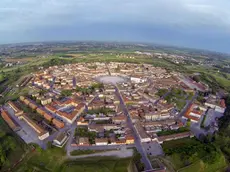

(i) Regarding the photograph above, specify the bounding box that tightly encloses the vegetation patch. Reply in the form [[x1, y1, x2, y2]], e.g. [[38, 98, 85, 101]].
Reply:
[[15, 144, 66, 172], [70, 149, 105, 156], [0, 116, 27, 171], [157, 127, 190, 136], [75, 127, 96, 144], [59, 157, 132, 172]]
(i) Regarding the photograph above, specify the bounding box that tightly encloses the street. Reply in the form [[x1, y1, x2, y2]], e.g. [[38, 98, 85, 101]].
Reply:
[[115, 85, 153, 171], [106, 63, 153, 170]]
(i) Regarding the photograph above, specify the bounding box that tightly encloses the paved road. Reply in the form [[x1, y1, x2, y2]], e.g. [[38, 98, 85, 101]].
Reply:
[[105, 63, 153, 170], [66, 123, 77, 156], [67, 148, 133, 159], [115, 86, 153, 171]]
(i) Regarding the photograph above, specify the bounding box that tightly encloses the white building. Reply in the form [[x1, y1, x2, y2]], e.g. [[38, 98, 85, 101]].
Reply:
[[53, 132, 69, 147], [95, 138, 108, 146]]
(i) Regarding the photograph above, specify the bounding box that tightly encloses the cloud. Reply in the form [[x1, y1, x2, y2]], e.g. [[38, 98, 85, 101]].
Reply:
[[0, 0, 230, 31], [0, 0, 230, 53]]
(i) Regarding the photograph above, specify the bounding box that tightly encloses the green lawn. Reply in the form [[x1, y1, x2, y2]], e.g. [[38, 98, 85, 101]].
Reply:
[[162, 138, 228, 172], [185, 65, 230, 91], [178, 154, 227, 172], [0, 74, 4, 82], [157, 127, 189, 136], [15, 147, 132, 172], [162, 137, 198, 150], [15, 146, 66, 172], [60, 157, 132, 172]]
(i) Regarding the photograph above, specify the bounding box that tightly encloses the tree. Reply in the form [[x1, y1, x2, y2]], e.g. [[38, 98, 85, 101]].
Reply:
[[61, 90, 72, 97], [193, 75, 200, 83], [2, 136, 16, 151], [0, 131, 5, 138]]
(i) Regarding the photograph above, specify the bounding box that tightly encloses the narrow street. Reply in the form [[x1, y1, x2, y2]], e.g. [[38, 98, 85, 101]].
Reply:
[[115, 86, 153, 171], [106, 63, 153, 171]]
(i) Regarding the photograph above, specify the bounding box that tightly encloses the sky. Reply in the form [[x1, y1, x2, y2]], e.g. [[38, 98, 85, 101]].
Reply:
[[0, 0, 230, 53]]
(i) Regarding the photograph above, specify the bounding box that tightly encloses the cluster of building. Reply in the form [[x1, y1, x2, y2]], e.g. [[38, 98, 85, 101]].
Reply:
[[72, 92, 135, 146], [2, 61, 226, 161], [2, 100, 50, 140], [183, 95, 226, 124], [33, 63, 109, 91]]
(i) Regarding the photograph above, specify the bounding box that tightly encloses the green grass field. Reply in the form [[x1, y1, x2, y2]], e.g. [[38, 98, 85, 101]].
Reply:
[[162, 138, 228, 172], [60, 157, 132, 172], [185, 65, 230, 91], [162, 137, 198, 150], [15, 146, 66, 172], [0, 74, 4, 82], [178, 154, 227, 172], [15, 145, 132, 172]]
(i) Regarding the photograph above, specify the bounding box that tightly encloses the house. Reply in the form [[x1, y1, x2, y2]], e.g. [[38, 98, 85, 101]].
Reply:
[[28, 102, 38, 110], [18, 115, 49, 140], [36, 107, 53, 121], [182, 104, 201, 123], [77, 117, 89, 126], [36, 107, 46, 115], [53, 132, 68, 147], [112, 115, 127, 124], [88, 124, 121, 132], [7, 101, 24, 116], [78, 137, 90, 146], [134, 122, 151, 142], [116, 139, 126, 145], [41, 97, 52, 105], [95, 138, 108, 146], [45, 105, 57, 113], [43, 112, 53, 121], [157, 131, 194, 144], [205, 96, 226, 113], [1, 110, 21, 132], [52, 118, 65, 129], [130, 76, 146, 83], [54, 103, 85, 124], [126, 135, 135, 144], [143, 119, 176, 127]]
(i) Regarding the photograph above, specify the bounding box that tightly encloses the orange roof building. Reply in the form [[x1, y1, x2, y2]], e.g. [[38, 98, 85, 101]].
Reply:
[[183, 104, 203, 123], [126, 135, 135, 144], [1, 110, 21, 132], [43, 112, 53, 121], [19, 115, 49, 140], [52, 118, 65, 129], [45, 105, 57, 113], [8, 101, 23, 116]]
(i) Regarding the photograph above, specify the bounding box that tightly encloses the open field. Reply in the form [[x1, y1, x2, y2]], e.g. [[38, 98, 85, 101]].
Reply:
[[3, 57, 34, 63], [60, 157, 132, 172], [15, 151, 132, 172], [178, 154, 227, 172], [162, 138, 228, 172], [162, 137, 198, 150], [15, 146, 66, 172], [185, 65, 230, 91], [0, 74, 4, 82]]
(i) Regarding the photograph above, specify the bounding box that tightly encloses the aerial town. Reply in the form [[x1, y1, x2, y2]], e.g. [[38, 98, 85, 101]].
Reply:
[[0, 61, 227, 171]]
